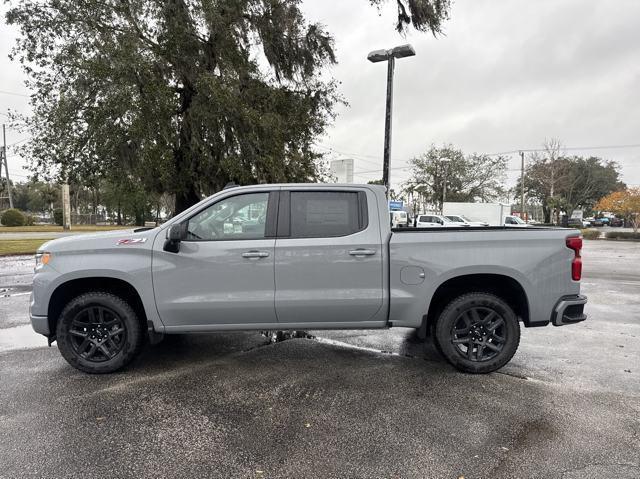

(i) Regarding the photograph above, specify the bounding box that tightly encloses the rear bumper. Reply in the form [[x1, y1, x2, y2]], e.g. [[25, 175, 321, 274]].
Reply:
[[30, 313, 50, 336], [552, 295, 587, 326]]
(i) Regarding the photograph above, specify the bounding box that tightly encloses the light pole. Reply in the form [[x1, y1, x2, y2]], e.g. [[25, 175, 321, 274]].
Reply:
[[367, 44, 416, 196], [440, 157, 451, 214]]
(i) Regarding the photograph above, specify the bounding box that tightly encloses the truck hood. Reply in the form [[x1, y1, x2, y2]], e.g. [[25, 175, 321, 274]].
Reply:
[[38, 228, 159, 253]]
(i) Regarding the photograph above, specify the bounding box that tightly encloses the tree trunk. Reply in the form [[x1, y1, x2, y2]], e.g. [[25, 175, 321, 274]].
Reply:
[[543, 206, 551, 224], [175, 184, 201, 214]]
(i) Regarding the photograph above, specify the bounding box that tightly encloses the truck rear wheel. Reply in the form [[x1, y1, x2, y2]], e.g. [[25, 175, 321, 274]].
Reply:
[[56, 292, 144, 374], [434, 292, 520, 374]]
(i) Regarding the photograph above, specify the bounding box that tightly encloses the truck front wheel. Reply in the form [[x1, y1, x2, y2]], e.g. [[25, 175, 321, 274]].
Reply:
[[56, 292, 144, 374], [434, 292, 520, 374]]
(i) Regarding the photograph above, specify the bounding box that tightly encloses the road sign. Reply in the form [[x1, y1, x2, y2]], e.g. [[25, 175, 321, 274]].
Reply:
[[389, 200, 403, 210]]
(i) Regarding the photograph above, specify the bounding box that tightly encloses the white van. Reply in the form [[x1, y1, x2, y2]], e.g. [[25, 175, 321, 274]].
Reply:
[[390, 210, 408, 228]]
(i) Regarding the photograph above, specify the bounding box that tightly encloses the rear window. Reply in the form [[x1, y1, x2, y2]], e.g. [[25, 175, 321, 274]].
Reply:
[[290, 191, 367, 238]]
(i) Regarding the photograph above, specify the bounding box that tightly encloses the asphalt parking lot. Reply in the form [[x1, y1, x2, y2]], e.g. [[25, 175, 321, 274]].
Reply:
[[0, 240, 639, 478]]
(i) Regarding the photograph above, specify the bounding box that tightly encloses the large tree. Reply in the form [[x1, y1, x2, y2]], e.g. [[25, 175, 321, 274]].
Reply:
[[595, 188, 640, 232], [404, 145, 508, 213], [517, 143, 623, 223], [7, 0, 451, 213]]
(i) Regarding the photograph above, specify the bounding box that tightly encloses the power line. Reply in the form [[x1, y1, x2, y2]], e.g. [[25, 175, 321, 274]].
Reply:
[[485, 143, 640, 156], [8, 137, 31, 147], [321, 141, 640, 161], [323, 141, 640, 176], [313, 142, 412, 166], [0, 89, 30, 98], [7, 171, 29, 178]]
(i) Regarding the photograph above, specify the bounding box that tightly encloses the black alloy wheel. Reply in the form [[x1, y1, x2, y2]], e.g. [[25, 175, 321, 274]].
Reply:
[[434, 292, 521, 374], [450, 306, 507, 362], [56, 292, 144, 374], [68, 305, 127, 362]]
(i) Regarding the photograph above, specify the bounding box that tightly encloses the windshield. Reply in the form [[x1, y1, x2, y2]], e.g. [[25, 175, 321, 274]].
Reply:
[[446, 215, 463, 222]]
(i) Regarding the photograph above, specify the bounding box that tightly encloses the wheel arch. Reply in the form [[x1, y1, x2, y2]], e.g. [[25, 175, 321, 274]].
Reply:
[[48, 277, 148, 336], [423, 273, 530, 336]]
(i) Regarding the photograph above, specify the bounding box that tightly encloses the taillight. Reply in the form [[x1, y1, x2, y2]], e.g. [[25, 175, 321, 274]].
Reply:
[[566, 236, 582, 281]]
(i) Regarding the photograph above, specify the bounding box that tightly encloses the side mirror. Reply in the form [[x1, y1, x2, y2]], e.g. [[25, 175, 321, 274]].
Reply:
[[168, 224, 185, 241], [164, 223, 186, 253]]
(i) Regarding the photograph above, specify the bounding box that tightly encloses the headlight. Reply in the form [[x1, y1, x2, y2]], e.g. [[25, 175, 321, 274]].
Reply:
[[35, 252, 52, 268]]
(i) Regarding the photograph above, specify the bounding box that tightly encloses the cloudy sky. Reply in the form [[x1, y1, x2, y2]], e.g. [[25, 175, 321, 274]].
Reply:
[[1, 0, 639, 192]]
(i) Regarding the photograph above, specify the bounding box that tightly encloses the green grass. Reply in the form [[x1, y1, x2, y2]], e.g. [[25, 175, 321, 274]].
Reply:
[[0, 225, 133, 233], [0, 238, 55, 256]]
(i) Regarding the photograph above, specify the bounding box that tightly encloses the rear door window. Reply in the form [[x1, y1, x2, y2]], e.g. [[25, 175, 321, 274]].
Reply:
[[287, 191, 367, 238]]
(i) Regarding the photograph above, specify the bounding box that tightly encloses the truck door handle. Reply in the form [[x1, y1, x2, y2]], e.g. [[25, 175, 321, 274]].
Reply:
[[241, 250, 270, 259], [349, 249, 376, 256]]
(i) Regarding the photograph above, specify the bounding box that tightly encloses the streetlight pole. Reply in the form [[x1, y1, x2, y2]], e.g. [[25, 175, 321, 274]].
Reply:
[[382, 55, 394, 192], [520, 151, 526, 223], [367, 44, 416, 197]]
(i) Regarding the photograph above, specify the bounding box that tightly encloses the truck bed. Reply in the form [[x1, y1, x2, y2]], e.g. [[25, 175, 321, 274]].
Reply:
[[387, 226, 581, 328]]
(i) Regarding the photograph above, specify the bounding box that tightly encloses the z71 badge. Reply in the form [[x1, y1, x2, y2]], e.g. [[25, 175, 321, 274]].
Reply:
[[117, 238, 147, 245]]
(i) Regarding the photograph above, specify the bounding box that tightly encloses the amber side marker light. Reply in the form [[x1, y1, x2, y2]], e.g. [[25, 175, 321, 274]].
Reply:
[[35, 252, 52, 267]]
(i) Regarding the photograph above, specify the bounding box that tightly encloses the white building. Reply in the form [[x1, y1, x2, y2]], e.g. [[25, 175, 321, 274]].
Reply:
[[330, 158, 354, 183]]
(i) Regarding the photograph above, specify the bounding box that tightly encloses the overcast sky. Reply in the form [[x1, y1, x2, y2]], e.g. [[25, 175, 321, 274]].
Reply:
[[1, 0, 639, 192]]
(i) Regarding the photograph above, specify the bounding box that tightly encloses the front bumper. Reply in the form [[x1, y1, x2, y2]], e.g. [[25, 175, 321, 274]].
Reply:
[[552, 295, 587, 326], [30, 313, 50, 336]]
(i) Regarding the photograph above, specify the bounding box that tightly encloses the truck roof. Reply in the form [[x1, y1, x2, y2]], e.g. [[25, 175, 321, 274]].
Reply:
[[219, 183, 385, 191]]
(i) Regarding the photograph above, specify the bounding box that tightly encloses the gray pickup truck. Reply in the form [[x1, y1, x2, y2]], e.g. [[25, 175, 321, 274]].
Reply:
[[30, 183, 587, 374]]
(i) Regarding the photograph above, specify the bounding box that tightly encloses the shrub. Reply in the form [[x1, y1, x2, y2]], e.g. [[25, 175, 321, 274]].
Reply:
[[581, 229, 601, 240], [1, 208, 26, 227], [53, 208, 63, 226], [605, 231, 640, 241], [24, 214, 35, 226]]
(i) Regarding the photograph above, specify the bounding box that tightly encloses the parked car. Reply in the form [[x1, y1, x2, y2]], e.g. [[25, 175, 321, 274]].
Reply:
[[503, 215, 529, 227], [444, 214, 489, 227], [567, 218, 584, 229], [609, 217, 623, 227], [414, 214, 461, 227], [31, 184, 587, 374], [390, 210, 408, 228], [591, 218, 605, 227]]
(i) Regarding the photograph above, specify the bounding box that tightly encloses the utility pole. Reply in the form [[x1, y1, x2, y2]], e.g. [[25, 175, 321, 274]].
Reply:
[[440, 157, 451, 214], [62, 182, 71, 230], [520, 151, 525, 223], [2, 124, 14, 209]]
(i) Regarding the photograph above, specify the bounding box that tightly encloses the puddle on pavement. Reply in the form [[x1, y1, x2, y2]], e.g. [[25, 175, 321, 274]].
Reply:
[[260, 330, 411, 358], [0, 325, 47, 352], [1, 288, 31, 298], [261, 330, 316, 342]]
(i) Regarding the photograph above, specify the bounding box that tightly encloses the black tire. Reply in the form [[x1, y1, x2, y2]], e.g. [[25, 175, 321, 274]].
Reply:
[[56, 292, 144, 374], [434, 292, 520, 374]]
